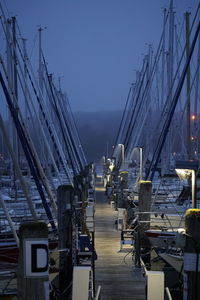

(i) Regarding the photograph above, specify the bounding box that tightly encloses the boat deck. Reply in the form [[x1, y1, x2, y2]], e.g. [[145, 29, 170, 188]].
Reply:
[[95, 178, 146, 300]]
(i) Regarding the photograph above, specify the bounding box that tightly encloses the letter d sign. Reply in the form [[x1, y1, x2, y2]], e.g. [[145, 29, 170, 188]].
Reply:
[[24, 239, 49, 277]]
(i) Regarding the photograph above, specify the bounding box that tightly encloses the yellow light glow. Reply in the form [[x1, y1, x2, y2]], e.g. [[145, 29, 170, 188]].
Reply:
[[175, 168, 192, 180], [191, 115, 196, 120]]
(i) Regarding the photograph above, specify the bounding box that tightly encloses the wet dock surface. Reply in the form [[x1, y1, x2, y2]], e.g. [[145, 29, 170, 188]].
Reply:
[[95, 178, 146, 300]]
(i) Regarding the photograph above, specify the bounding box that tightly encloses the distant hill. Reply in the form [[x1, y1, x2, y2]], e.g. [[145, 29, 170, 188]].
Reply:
[[74, 111, 123, 163]]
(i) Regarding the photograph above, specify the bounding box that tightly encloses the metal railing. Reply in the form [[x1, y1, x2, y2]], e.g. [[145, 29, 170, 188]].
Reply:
[[95, 285, 101, 300], [165, 287, 173, 300]]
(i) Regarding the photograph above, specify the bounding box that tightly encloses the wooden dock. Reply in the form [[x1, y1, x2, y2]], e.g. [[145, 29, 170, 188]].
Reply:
[[95, 179, 146, 300]]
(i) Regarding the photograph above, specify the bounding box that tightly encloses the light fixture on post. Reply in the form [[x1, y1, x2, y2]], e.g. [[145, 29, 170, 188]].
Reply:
[[175, 160, 199, 208], [118, 144, 124, 165], [132, 147, 143, 181]]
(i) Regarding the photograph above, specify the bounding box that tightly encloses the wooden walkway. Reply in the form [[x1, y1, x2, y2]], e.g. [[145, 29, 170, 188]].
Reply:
[[94, 178, 146, 300]]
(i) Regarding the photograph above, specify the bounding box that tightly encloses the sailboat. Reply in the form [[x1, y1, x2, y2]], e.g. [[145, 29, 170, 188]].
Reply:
[[108, 1, 200, 266], [0, 3, 87, 274]]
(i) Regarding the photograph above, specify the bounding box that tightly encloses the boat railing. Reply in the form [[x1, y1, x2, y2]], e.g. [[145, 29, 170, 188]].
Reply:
[[165, 287, 173, 300], [135, 211, 184, 231], [95, 285, 101, 300]]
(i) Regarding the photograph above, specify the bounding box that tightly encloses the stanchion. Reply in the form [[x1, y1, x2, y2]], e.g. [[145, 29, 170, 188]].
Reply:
[[184, 209, 200, 300]]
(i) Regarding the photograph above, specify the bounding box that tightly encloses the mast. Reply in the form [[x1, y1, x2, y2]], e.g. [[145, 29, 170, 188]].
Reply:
[[185, 12, 192, 159], [193, 28, 200, 158], [12, 17, 19, 168], [161, 8, 167, 109], [22, 38, 29, 123], [166, 0, 174, 171], [0, 113, 38, 220], [38, 27, 45, 163]]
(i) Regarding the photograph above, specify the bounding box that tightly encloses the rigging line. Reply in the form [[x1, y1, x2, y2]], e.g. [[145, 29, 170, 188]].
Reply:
[[58, 95, 83, 172], [122, 61, 148, 150], [11, 51, 64, 186], [120, 84, 138, 144], [158, 36, 198, 154], [159, 181, 183, 216], [175, 9, 200, 74], [152, 8, 200, 154], [11, 32, 68, 171], [18, 30, 81, 177], [59, 98, 84, 170], [112, 85, 132, 155], [2, 36, 65, 189], [52, 86, 83, 172], [171, 60, 200, 152], [141, 12, 185, 146], [0, 27, 56, 211], [53, 88, 84, 168], [42, 56, 80, 175], [0, 111, 38, 221], [125, 84, 149, 154], [62, 96, 87, 166], [0, 41, 58, 212], [0, 8, 71, 185], [0, 69, 57, 232], [125, 67, 150, 151], [41, 72, 79, 179], [48, 81, 79, 176], [124, 18, 168, 160], [15, 38, 70, 180], [29, 31, 39, 59], [50, 83, 85, 173], [146, 20, 200, 181], [127, 7, 198, 169], [67, 104, 87, 166], [124, 53, 158, 158]]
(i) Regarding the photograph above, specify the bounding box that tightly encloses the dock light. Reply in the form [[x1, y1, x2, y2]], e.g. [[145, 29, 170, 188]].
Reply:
[[132, 147, 143, 181], [118, 144, 124, 165], [175, 160, 199, 208], [191, 114, 196, 120]]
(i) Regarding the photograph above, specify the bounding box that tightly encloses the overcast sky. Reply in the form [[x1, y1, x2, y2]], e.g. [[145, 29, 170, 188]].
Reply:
[[2, 0, 199, 112]]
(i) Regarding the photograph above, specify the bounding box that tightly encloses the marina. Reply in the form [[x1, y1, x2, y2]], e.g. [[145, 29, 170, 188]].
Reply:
[[0, 0, 200, 299]]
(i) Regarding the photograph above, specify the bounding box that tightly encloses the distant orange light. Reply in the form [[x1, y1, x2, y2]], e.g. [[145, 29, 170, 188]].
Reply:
[[191, 115, 196, 120]]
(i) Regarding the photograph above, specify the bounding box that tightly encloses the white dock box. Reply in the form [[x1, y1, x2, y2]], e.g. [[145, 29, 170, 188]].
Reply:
[[86, 206, 94, 217], [146, 271, 164, 300]]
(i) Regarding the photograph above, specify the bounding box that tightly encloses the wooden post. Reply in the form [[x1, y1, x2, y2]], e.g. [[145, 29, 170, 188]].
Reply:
[[184, 209, 200, 300], [135, 180, 152, 268], [17, 222, 49, 300], [57, 184, 74, 299], [91, 231, 96, 297], [138, 180, 152, 242], [134, 230, 141, 268]]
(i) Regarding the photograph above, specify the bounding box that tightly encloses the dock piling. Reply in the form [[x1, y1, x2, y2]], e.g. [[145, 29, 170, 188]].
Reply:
[[17, 222, 49, 300]]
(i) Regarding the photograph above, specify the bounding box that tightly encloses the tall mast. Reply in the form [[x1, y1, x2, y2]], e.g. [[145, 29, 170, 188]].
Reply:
[[185, 12, 192, 159], [38, 27, 45, 163], [38, 27, 43, 92], [22, 38, 28, 122], [161, 8, 167, 109], [165, 0, 174, 172], [12, 17, 19, 165], [6, 19, 13, 158], [193, 29, 200, 158]]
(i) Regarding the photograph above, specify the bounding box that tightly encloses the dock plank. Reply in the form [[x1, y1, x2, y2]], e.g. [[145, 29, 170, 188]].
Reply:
[[95, 181, 146, 300]]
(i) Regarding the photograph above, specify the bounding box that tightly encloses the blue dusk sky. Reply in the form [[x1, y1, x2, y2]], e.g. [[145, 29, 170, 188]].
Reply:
[[2, 0, 199, 112]]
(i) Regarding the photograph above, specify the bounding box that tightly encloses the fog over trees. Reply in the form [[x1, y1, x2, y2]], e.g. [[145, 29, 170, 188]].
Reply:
[[74, 111, 122, 163]]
